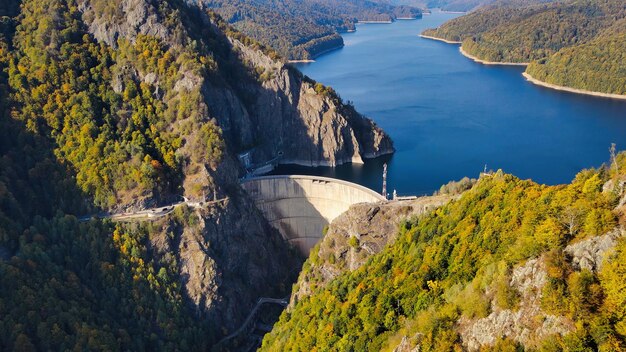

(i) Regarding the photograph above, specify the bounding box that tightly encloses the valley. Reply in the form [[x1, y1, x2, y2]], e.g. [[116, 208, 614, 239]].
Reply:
[[0, 0, 625, 351]]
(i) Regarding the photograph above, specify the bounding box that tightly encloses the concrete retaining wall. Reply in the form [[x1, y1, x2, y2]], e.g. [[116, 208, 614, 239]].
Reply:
[[241, 175, 385, 255]]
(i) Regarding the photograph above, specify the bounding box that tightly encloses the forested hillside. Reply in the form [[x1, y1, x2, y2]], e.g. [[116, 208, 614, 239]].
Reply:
[[422, 0, 626, 95], [0, 0, 394, 349], [526, 19, 626, 95], [423, 0, 557, 45], [262, 158, 626, 351], [0, 4, 222, 348], [204, 0, 422, 59]]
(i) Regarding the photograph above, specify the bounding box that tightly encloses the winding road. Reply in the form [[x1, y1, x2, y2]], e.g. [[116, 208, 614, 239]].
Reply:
[[78, 197, 229, 222]]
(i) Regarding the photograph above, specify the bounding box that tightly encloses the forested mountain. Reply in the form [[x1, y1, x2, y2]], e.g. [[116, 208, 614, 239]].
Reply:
[[262, 158, 626, 351], [0, 0, 393, 349], [204, 0, 422, 60], [423, 0, 626, 95]]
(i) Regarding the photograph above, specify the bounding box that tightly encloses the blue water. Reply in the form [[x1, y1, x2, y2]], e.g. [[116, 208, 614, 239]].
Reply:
[[273, 12, 626, 196]]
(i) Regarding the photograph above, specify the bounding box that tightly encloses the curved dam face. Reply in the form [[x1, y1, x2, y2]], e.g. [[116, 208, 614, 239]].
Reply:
[[241, 175, 385, 255]]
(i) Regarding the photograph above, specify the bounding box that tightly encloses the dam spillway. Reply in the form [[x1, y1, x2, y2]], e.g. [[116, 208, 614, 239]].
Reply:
[[241, 175, 385, 255]]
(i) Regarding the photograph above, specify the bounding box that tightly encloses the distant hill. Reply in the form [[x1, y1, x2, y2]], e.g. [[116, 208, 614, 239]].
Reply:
[[425, 0, 495, 12], [423, 0, 626, 96], [394, 0, 531, 12], [204, 0, 422, 60]]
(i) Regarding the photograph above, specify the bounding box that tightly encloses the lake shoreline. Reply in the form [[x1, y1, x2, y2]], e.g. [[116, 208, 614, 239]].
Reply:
[[420, 33, 529, 66], [288, 59, 315, 63], [357, 20, 393, 24], [522, 72, 626, 101], [459, 46, 529, 66], [419, 34, 462, 44], [420, 33, 625, 100]]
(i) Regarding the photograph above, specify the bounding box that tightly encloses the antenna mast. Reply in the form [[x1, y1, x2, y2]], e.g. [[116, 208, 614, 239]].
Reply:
[[382, 163, 388, 199]]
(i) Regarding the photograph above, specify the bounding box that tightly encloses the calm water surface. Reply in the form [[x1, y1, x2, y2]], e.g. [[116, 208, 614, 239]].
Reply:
[[273, 12, 626, 196]]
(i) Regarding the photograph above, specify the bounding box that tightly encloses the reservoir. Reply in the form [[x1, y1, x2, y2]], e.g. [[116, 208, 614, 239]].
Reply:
[[274, 12, 626, 196]]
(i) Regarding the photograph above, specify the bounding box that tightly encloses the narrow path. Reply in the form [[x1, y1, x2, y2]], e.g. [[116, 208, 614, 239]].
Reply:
[[213, 297, 289, 350]]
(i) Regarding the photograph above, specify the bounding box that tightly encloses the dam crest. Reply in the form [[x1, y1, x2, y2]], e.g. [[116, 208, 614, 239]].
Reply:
[[241, 175, 385, 255]]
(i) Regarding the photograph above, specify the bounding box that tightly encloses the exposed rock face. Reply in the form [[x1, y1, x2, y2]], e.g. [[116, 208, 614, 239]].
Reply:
[[78, 0, 172, 47], [210, 36, 394, 167], [457, 225, 626, 350], [148, 194, 299, 332], [293, 195, 454, 302], [565, 228, 624, 272], [393, 335, 421, 352], [458, 258, 573, 351], [457, 180, 626, 350]]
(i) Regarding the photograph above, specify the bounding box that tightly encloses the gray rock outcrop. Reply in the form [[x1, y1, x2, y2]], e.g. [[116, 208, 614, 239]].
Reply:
[[565, 228, 624, 272], [147, 196, 299, 333], [293, 195, 454, 302], [210, 35, 394, 167], [393, 335, 421, 352], [458, 258, 573, 350]]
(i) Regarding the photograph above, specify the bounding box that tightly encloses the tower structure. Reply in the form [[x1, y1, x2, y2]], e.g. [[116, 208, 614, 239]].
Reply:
[[382, 163, 388, 199]]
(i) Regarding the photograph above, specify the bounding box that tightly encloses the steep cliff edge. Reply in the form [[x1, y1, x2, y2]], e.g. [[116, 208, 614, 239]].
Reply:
[[221, 37, 394, 167], [145, 195, 300, 333]]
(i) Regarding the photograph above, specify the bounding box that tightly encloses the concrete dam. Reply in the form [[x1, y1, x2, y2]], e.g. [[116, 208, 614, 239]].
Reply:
[[241, 175, 385, 255]]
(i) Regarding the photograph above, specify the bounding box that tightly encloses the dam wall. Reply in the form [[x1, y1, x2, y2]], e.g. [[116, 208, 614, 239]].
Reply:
[[241, 175, 385, 255]]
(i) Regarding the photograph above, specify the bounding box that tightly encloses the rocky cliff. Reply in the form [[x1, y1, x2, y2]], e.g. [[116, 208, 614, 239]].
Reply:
[[457, 256, 573, 350], [146, 194, 300, 333], [392, 177, 626, 351], [223, 38, 394, 167], [457, 225, 626, 351]]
